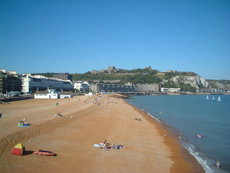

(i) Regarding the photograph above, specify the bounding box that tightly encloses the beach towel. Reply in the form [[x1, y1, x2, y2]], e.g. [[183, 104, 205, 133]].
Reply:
[[113, 145, 124, 149], [33, 150, 56, 156], [94, 144, 105, 148], [18, 123, 30, 127]]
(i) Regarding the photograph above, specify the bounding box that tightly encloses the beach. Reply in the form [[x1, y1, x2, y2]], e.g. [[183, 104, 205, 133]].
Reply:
[[0, 95, 204, 173]]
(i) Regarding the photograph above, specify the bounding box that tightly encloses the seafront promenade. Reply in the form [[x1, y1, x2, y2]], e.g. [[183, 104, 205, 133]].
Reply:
[[0, 95, 204, 173]]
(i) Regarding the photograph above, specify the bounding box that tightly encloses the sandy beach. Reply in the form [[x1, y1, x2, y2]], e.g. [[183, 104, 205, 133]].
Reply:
[[0, 94, 204, 173]]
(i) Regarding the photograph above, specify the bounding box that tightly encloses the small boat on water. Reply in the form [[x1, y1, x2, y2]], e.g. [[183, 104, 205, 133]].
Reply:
[[196, 134, 203, 138], [206, 95, 209, 100], [217, 96, 221, 102], [212, 95, 215, 100]]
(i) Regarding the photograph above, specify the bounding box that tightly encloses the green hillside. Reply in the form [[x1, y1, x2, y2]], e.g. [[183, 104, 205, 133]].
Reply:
[[33, 67, 200, 92]]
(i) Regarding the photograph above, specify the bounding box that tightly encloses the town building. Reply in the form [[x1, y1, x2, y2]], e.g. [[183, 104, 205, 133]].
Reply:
[[89, 84, 99, 93], [136, 84, 160, 93], [34, 89, 73, 99], [34, 89, 59, 99], [89, 83, 136, 93], [0, 69, 22, 94], [91, 66, 118, 74], [21, 74, 73, 93], [73, 81, 89, 92], [161, 88, 181, 93], [107, 66, 117, 74]]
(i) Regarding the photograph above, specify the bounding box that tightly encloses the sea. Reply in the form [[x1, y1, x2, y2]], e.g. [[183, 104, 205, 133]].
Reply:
[[127, 95, 230, 173]]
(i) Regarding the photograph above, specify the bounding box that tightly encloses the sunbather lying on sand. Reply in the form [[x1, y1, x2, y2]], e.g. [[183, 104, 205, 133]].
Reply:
[[94, 140, 124, 150], [18, 118, 29, 125]]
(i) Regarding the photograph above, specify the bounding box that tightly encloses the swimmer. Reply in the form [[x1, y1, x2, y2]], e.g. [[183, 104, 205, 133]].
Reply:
[[216, 160, 221, 168]]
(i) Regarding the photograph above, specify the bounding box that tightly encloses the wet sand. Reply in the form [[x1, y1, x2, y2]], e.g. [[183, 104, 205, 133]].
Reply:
[[0, 95, 204, 173]]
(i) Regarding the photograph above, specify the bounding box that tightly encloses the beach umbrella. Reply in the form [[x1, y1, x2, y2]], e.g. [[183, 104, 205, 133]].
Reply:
[[11, 143, 25, 156]]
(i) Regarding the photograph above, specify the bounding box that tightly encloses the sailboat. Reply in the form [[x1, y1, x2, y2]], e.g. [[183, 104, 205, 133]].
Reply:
[[212, 95, 215, 100], [217, 96, 221, 102], [206, 95, 209, 100]]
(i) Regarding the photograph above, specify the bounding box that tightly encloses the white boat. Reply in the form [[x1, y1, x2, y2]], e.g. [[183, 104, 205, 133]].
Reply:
[[196, 134, 203, 138], [206, 95, 209, 100], [212, 95, 215, 100], [217, 96, 221, 102]]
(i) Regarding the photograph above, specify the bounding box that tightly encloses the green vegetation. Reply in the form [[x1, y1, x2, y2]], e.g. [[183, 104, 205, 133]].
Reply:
[[33, 68, 162, 84], [206, 79, 230, 89], [72, 73, 162, 84], [164, 71, 197, 79], [119, 74, 162, 84], [218, 80, 230, 84], [68, 67, 161, 84], [116, 69, 129, 73], [207, 80, 230, 84], [178, 83, 196, 92], [128, 68, 158, 75], [162, 81, 196, 92], [162, 81, 178, 88], [72, 72, 124, 81], [32, 67, 204, 92], [32, 73, 57, 77]]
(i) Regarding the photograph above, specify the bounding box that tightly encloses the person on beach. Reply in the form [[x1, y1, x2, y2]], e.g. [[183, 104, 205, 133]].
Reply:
[[104, 139, 107, 145], [18, 118, 30, 126], [20, 118, 28, 124], [216, 160, 221, 168], [104, 139, 112, 147]]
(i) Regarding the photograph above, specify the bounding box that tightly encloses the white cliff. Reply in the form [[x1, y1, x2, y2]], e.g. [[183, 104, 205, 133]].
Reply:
[[171, 75, 209, 89]]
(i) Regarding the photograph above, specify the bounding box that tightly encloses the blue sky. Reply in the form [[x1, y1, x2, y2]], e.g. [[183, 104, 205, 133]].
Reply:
[[0, 0, 229, 79]]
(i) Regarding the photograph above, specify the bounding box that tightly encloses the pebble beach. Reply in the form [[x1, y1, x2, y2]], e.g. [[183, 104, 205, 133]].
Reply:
[[0, 94, 204, 173]]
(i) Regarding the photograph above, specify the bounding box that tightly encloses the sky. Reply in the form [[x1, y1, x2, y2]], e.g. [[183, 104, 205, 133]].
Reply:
[[0, 0, 230, 80]]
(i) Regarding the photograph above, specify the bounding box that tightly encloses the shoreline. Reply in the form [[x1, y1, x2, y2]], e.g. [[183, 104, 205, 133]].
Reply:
[[126, 94, 230, 173], [126, 101, 204, 173], [0, 95, 204, 172]]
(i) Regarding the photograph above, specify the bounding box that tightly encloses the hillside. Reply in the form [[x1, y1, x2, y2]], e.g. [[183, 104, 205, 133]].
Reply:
[[207, 80, 230, 90], [33, 66, 215, 92]]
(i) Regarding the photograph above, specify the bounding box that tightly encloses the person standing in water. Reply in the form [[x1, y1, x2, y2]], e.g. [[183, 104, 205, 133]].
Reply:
[[216, 160, 221, 168]]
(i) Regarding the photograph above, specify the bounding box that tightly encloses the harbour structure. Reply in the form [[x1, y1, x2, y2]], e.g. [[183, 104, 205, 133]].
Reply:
[[21, 74, 73, 93]]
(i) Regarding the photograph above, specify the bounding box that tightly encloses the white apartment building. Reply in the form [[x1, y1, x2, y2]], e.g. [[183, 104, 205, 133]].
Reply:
[[21, 74, 73, 93], [161, 88, 181, 93], [73, 81, 89, 92]]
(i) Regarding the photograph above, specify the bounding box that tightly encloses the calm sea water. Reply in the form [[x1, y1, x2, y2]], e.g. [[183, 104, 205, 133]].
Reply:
[[127, 95, 230, 173]]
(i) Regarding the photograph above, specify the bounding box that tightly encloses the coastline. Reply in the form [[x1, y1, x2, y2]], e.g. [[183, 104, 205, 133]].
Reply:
[[129, 104, 204, 172], [0, 94, 204, 172]]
